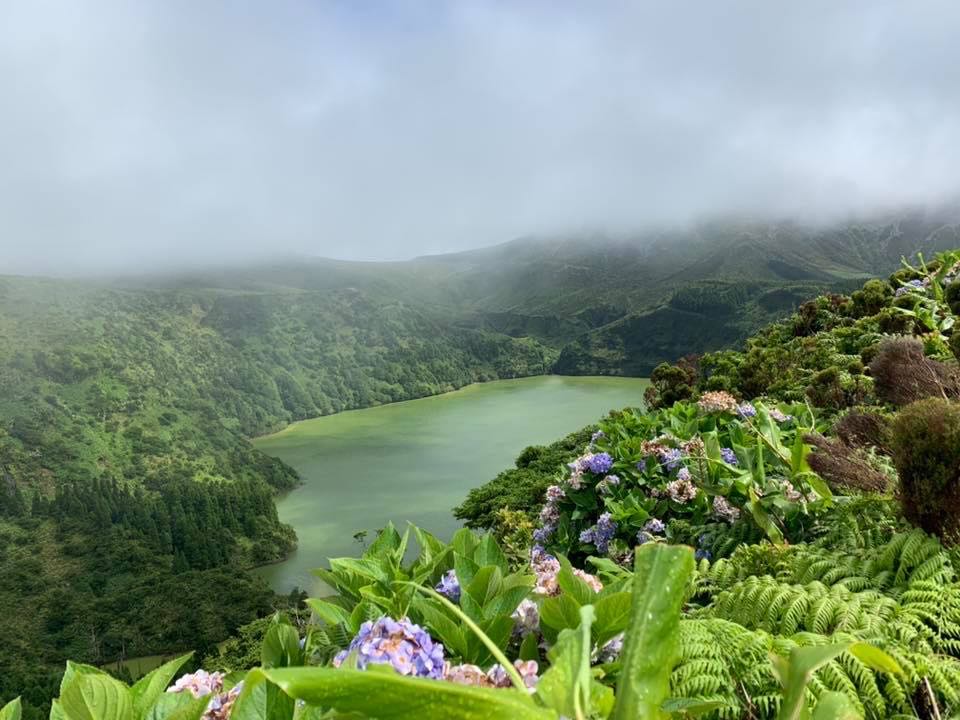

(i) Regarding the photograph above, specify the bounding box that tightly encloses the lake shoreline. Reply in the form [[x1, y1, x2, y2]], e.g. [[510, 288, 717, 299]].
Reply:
[[249, 372, 638, 442]]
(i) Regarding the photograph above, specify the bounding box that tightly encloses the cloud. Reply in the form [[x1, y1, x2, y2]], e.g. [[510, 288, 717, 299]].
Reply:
[[1, 0, 959, 274]]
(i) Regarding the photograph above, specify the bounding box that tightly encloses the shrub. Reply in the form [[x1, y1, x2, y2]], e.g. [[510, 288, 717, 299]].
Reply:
[[849, 279, 893, 318], [892, 398, 960, 544], [804, 433, 891, 493], [869, 337, 960, 407], [833, 409, 891, 454]]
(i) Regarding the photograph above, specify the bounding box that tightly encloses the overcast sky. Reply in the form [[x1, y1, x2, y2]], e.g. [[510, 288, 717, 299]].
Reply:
[[1, 1, 959, 274]]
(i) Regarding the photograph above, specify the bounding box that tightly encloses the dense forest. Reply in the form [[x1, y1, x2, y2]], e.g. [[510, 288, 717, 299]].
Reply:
[[5, 214, 960, 717]]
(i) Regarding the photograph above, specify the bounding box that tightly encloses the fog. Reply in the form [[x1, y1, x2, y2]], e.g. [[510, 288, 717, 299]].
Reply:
[[2, 1, 959, 275]]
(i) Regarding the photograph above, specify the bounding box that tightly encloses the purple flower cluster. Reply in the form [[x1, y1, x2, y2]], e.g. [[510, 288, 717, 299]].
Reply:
[[579, 512, 617, 553], [595, 632, 624, 663], [644, 517, 666, 534], [585, 452, 614, 474], [895, 278, 926, 297], [590, 430, 605, 446], [167, 670, 224, 698], [720, 447, 738, 465], [333, 617, 445, 679], [737, 403, 757, 419], [659, 448, 683, 472], [636, 459, 647, 472], [435, 570, 461, 603], [511, 598, 540, 636], [533, 485, 566, 546]]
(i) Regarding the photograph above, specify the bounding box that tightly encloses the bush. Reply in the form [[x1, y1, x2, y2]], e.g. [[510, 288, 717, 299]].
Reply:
[[892, 398, 960, 544], [869, 337, 960, 407]]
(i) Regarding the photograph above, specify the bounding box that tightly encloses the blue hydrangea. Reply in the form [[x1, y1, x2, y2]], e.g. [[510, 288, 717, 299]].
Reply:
[[643, 518, 666, 534], [586, 452, 614, 474], [895, 278, 926, 296], [659, 448, 683, 472], [636, 530, 654, 545], [736, 403, 756, 419], [636, 459, 647, 472], [695, 548, 712, 562], [333, 617, 445, 678], [720, 447, 738, 465], [533, 525, 555, 545], [435, 570, 461, 603], [591, 430, 605, 444], [581, 512, 617, 553]]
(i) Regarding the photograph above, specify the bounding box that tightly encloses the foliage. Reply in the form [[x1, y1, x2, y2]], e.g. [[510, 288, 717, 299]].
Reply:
[[891, 398, 960, 545]]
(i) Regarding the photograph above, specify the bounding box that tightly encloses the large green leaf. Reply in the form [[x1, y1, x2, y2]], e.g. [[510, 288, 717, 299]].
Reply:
[[262, 622, 304, 668], [306, 598, 351, 626], [130, 653, 192, 719], [143, 693, 209, 720], [592, 591, 632, 646], [612, 544, 695, 720], [535, 606, 595, 719], [230, 674, 296, 720], [0, 698, 21, 720], [59, 672, 133, 720], [257, 667, 555, 720], [811, 692, 859, 720]]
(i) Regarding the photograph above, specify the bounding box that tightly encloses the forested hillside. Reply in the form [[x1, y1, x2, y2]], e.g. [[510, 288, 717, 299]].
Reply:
[[4, 210, 960, 716]]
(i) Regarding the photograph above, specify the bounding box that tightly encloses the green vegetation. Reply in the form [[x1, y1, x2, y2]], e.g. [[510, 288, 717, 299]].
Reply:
[[7, 220, 960, 718]]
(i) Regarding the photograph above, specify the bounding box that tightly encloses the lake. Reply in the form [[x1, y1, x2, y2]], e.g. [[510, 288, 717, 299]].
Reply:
[[254, 375, 649, 594]]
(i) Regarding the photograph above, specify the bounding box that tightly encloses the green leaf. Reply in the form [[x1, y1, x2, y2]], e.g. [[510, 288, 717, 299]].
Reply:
[[451, 528, 479, 558], [259, 667, 555, 720], [230, 672, 296, 720], [474, 534, 508, 571], [143, 693, 208, 720], [306, 598, 351, 626], [847, 642, 902, 675], [772, 643, 879, 720], [519, 632, 540, 662], [59, 672, 133, 720], [613, 544, 695, 720], [748, 487, 784, 544], [130, 653, 192, 719], [262, 622, 304, 668], [465, 566, 503, 607], [536, 605, 595, 720], [483, 584, 534, 621], [413, 597, 469, 659], [661, 698, 730, 717], [0, 698, 21, 720], [795, 471, 832, 501], [364, 522, 401, 559], [592, 591, 632, 646], [540, 593, 582, 636], [557, 555, 597, 607], [811, 692, 860, 720]]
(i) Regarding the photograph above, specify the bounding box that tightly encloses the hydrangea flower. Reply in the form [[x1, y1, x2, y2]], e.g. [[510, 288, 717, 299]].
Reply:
[[545, 485, 565, 503], [782, 480, 817, 503], [595, 632, 624, 663], [531, 547, 562, 596], [532, 525, 555, 545], [580, 512, 617, 553], [681, 437, 705, 456], [666, 474, 697, 503], [511, 598, 540, 636], [636, 459, 647, 472], [573, 568, 604, 592], [636, 530, 654, 545], [695, 548, 712, 561], [895, 278, 926, 296], [736, 403, 757, 419], [203, 683, 243, 720], [720, 447, 738, 465], [769, 408, 793, 423], [333, 617, 445, 678], [591, 430, 605, 444], [585, 452, 614, 474], [539, 503, 560, 525], [435, 570, 461, 603], [698, 391, 739, 413], [643, 518, 666, 534], [659, 448, 683, 472], [712, 495, 741, 523], [167, 670, 224, 698], [445, 660, 539, 691]]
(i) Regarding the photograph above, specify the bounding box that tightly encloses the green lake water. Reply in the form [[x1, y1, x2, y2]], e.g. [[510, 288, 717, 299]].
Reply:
[[254, 375, 649, 594]]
